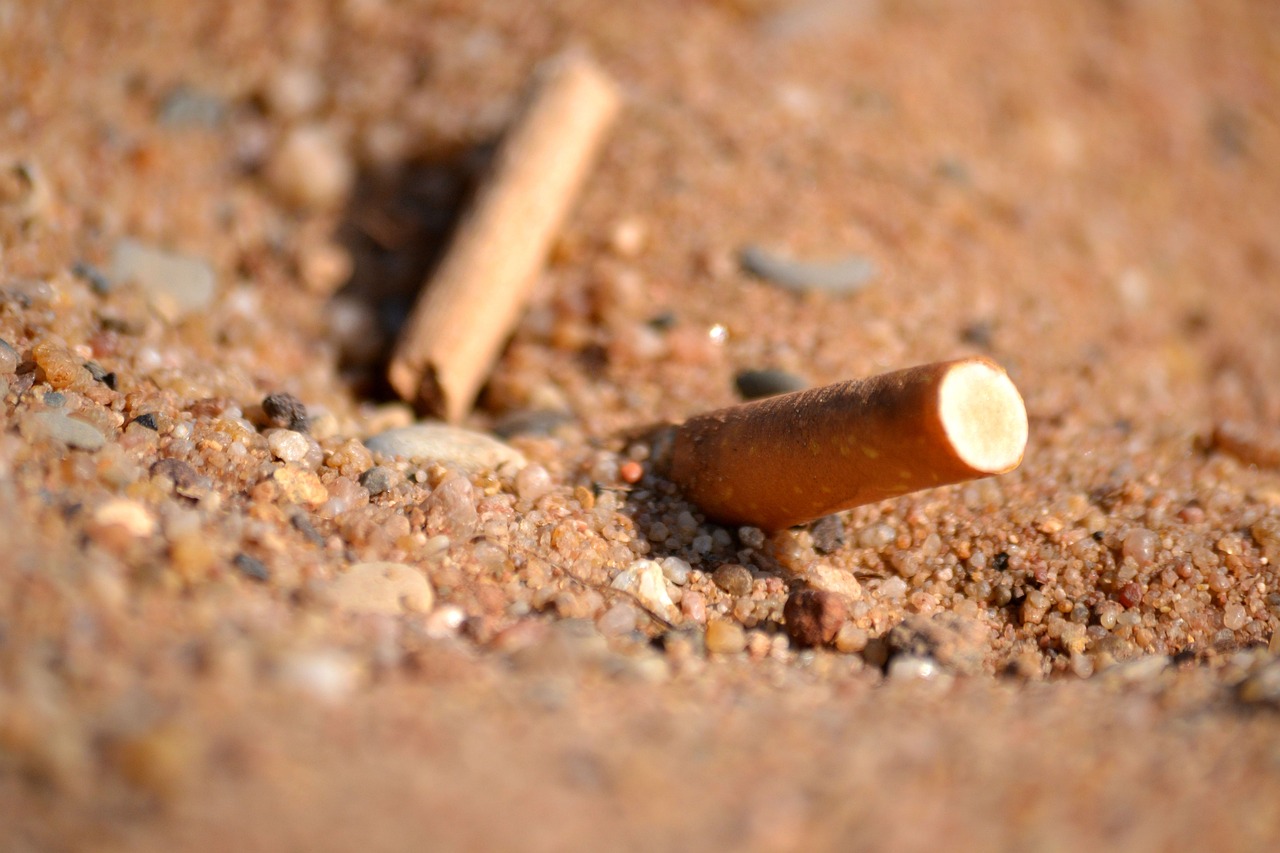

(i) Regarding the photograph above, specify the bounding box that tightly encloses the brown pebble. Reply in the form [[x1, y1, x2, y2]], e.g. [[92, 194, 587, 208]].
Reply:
[[712, 563, 753, 597], [150, 458, 202, 494], [783, 588, 847, 648], [1117, 581, 1144, 609]]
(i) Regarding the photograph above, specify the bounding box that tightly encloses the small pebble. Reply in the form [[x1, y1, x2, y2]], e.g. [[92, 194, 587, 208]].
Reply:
[[72, 260, 112, 294], [91, 499, 157, 538], [272, 466, 328, 506], [267, 429, 311, 463], [132, 413, 159, 431], [515, 463, 552, 501], [834, 623, 868, 654], [262, 392, 309, 431], [618, 460, 643, 484], [632, 559, 676, 612], [887, 655, 945, 681], [157, 84, 225, 128], [597, 602, 639, 637], [150, 458, 202, 494], [681, 591, 707, 624], [424, 475, 478, 539], [659, 556, 691, 586], [1122, 528, 1158, 566], [365, 423, 526, 473], [358, 465, 397, 496], [0, 338, 17, 374], [784, 588, 847, 648], [734, 368, 807, 400], [110, 238, 216, 320], [801, 563, 862, 602], [22, 411, 106, 451], [266, 124, 353, 210], [705, 620, 747, 655], [712, 563, 753, 597], [739, 244, 877, 295], [810, 515, 845, 554], [328, 562, 434, 614], [233, 553, 270, 583]]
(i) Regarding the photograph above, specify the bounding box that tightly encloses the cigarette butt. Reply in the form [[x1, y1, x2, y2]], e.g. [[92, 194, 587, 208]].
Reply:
[[659, 357, 1028, 531], [388, 53, 621, 421]]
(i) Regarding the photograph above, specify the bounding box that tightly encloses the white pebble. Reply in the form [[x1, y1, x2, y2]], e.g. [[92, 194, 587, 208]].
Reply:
[[268, 429, 311, 463]]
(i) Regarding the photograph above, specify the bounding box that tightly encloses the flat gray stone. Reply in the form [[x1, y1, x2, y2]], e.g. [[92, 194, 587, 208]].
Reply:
[[24, 411, 106, 451], [365, 423, 525, 473], [111, 238, 216, 320]]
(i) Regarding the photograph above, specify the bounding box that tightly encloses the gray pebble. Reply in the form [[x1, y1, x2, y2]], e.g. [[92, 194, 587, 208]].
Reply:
[[263, 392, 308, 432], [358, 465, 397, 496], [158, 84, 226, 129], [739, 244, 877, 295], [25, 411, 106, 451], [365, 423, 525, 473], [734, 368, 807, 400], [72, 261, 112, 294], [233, 553, 270, 583], [810, 514, 845, 554], [111, 238, 216, 320]]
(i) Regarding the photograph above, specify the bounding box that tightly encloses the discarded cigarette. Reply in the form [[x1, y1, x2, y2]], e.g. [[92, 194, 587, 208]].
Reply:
[[657, 357, 1028, 530], [388, 53, 621, 421]]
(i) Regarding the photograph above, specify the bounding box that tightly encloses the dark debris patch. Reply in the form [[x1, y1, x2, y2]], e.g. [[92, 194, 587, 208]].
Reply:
[[233, 553, 270, 583], [263, 392, 309, 432]]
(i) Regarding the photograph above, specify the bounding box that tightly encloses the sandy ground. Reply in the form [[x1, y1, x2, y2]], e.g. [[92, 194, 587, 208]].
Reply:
[[3, 1, 1280, 850]]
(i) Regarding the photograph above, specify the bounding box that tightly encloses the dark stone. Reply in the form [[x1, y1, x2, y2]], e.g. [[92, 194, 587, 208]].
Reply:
[[359, 465, 396, 496], [133, 413, 159, 431], [810, 514, 845, 554], [233, 553, 270, 582], [734, 368, 807, 401], [262, 392, 308, 432], [290, 511, 325, 546], [72, 261, 112, 294], [149, 458, 205, 498], [784, 588, 847, 648]]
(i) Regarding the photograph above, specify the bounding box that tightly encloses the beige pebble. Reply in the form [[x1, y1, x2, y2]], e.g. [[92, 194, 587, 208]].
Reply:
[[705, 620, 746, 655], [92, 499, 157, 538], [271, 466, 328, 505], [267, 124, 353, 210], [329, 561, 435, 615], [801, 563, 863, 602], [299, 242, 352, 295], [365, 422, 526, 473], [631, 559, 676, 614]]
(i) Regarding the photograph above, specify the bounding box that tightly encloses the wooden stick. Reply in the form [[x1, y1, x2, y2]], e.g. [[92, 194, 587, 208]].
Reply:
[[657, 357, 1028, 531], [388, 53, 621, 421]]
